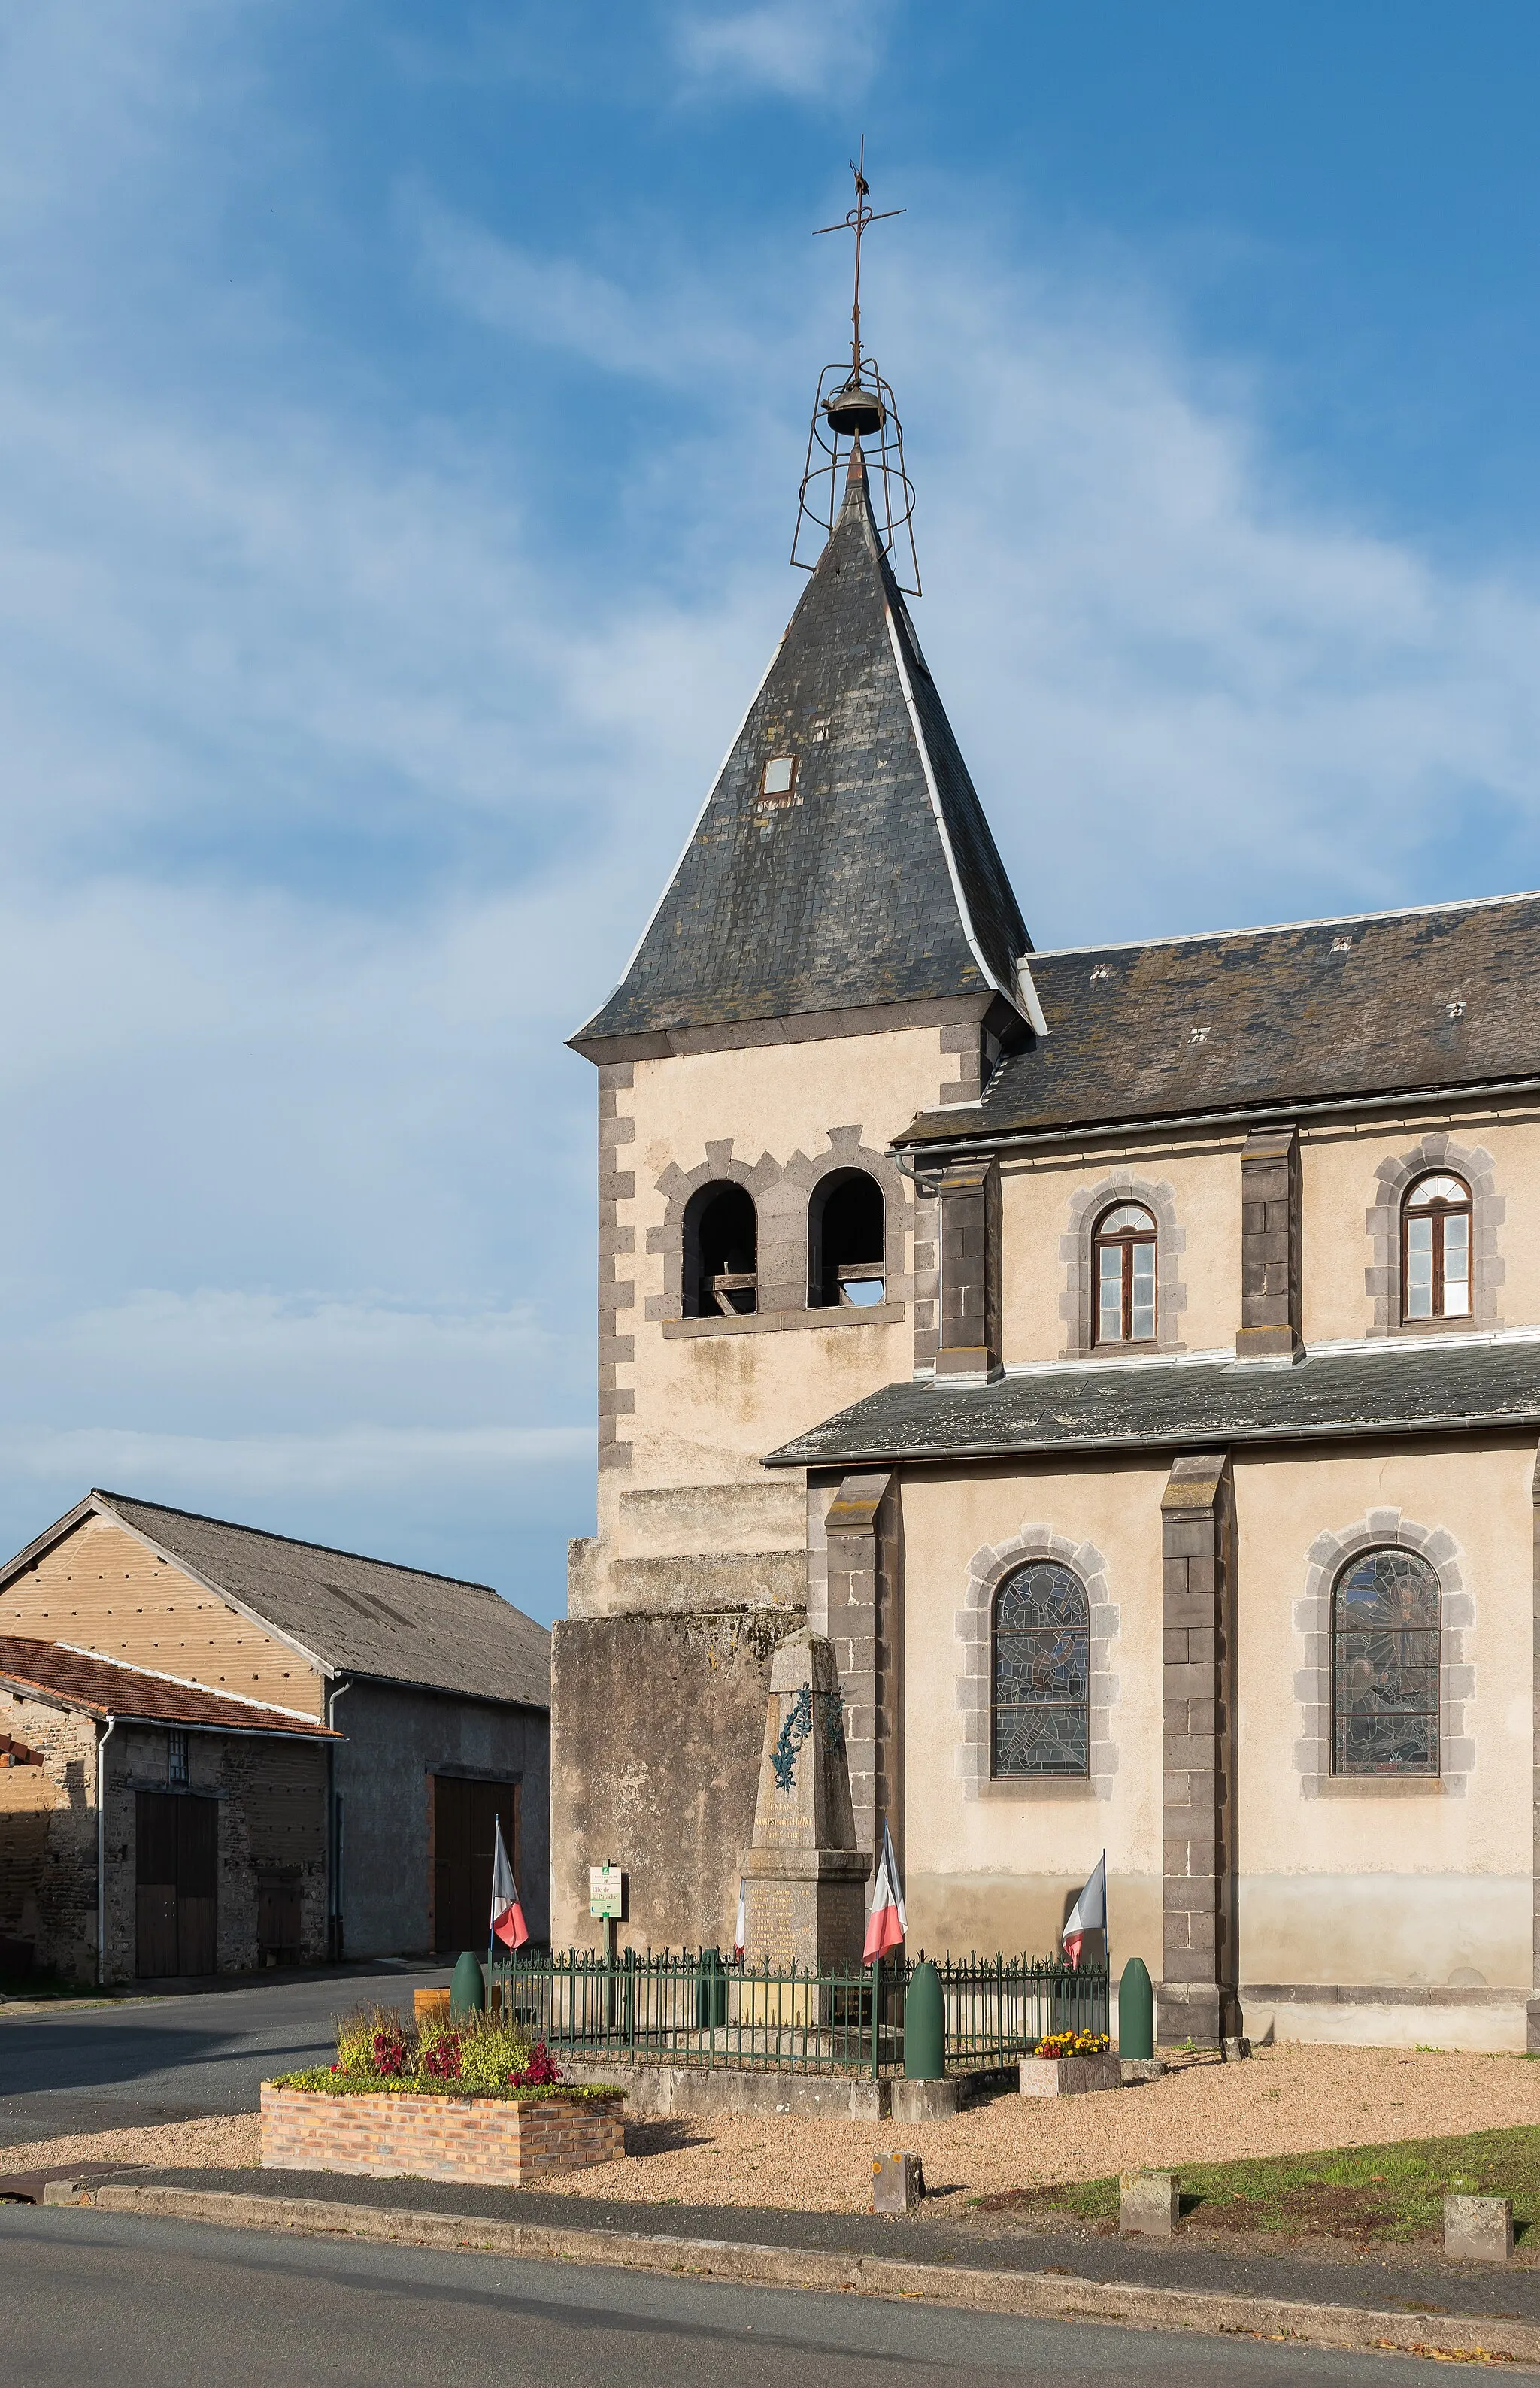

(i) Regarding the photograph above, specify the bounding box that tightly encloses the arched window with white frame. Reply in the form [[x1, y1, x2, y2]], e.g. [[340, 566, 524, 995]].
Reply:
[[1093, 1202, 1157, 1345], [1402, 1173, 1472, 1323]]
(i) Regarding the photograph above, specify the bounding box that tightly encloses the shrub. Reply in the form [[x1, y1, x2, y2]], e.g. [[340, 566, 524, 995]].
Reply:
[[421, 2031, 462, 2081], [509, 2041, 562, 2089], [456, 2013, 536, 2096], [335, 2005, 409, 2077]]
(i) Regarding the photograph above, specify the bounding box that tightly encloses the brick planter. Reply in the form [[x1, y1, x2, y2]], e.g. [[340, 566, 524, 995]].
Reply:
[[1018, 2054, 1122, 2098], [260, 2083, 625, 2186]]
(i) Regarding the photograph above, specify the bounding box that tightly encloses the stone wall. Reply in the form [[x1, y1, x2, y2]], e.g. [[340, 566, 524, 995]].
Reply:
[[332, 1680, 550, 1960], [0, 1689, 96, 1981], [551, 1609, 792, 1951], [103, 1723, 331, 1984]]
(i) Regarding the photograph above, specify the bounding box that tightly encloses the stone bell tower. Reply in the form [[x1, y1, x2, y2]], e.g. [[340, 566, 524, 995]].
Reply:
[[552, 171, 1036, 1956]]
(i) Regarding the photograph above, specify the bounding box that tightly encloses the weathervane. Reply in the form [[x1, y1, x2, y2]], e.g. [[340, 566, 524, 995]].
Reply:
[[791, 142, 920, 595], [814, 137, 904, 389]]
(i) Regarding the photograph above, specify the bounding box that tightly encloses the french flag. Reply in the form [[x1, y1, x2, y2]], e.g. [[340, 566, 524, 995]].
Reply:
[[732, 1876, 747, 1961], [490, 1815, 529, 1950], [863, 1820, 906, 1964], [1063, 1852, 1106, 1970]]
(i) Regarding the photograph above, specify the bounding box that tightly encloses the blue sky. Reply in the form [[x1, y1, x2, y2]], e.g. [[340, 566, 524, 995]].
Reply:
[[6, 1, 1540, 1622]]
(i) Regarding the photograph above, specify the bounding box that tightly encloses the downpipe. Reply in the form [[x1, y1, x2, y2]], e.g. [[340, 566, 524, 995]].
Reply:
[[95, 1713, 116, 1987]]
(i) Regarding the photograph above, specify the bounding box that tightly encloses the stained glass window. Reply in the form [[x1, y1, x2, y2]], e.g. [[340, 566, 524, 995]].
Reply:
[[992, 1562, 1090, 1779], [1093, 1203, 1156, 1344], [1402, 1174, 1472, 1322], [1332, 1548, 1440, 1777]]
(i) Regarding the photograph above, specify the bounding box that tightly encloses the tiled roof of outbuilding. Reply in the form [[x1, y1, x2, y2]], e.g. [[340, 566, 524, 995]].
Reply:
[[0, 1493, 551, 1712], [765, 1339, 1540, 1469], [900, 892, 1540, 1147], [571, 453, 1030, 1052], [0, 1636, 336, 1735]]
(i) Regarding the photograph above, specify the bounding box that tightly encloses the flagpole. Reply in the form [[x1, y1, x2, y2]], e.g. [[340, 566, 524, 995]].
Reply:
[[1101, 1848, 1111, 2044]]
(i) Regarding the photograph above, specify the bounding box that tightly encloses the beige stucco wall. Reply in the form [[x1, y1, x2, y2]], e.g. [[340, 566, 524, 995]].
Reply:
[[607, 1022, 956, 1536], [1000, 1139, 1244, 1364], [896, 1458, 1167, 1973], [990, 1098, 1540, 1365], [1301, 1106, 1540, 1345], [1233, 1439, 1534, 2002]]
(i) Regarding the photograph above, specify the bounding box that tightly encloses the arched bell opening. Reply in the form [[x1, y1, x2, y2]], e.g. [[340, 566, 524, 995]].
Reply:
[[683, 1182, 758, 1317], [808, 1169, 885, 1308]]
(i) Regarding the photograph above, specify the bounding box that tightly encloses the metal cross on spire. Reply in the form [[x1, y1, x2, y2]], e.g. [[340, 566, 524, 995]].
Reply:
[[814, 138, 904, 386], [792, 142, 919, 594]]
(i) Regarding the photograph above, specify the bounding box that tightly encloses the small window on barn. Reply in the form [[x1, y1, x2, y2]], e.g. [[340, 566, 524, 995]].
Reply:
[[1402, 1174, 1472, 1322], [1093, 1203, 1157, 1344], [808, 1169, 884, 1308], [167, 1729, 189, 1787], [1332, 1548, 1440, 1777], [684, 1181, 757, 1317], [759, 754, 797, 803]]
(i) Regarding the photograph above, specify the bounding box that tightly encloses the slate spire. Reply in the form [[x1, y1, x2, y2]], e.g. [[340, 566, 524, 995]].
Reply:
[[572, 438, 1034, 1053]]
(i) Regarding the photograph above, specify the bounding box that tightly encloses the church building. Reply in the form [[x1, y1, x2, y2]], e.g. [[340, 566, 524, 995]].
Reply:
[[556, 301, 1540, 2052]]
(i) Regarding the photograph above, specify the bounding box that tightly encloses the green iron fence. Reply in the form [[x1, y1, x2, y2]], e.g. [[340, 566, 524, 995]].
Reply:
[[487, 1948, 1108, 2077]]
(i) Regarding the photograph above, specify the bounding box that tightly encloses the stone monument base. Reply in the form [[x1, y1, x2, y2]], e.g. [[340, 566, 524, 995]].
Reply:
[[738, 1845, 871, 1973]]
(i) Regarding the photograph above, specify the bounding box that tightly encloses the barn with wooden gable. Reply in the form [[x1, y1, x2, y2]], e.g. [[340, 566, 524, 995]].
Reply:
[[0, 1489, 550, 1981]]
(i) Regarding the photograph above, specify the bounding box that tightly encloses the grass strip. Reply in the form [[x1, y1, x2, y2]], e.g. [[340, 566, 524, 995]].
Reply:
[[977, 2126, 1540, 2242]]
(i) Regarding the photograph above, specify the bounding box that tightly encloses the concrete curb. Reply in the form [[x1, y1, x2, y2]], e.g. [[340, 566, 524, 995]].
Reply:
[[44, 2182, 1540, 2367]]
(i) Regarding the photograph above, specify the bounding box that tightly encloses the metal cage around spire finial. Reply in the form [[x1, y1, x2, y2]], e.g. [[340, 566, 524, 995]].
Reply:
[[791, 144, 920, 596]]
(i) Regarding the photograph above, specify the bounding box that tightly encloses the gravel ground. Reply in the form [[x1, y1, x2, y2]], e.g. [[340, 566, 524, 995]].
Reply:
[[4, 2047, 1537, 2214], [0, 2113, 260, 2178], [531, 2047, 1540, 2216]]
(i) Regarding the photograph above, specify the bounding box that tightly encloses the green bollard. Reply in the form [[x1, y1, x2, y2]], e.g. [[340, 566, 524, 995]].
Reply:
[[695, 1947, 728, 2030], [905, 1958, 945, 2080], [450, 1950, 486, 2017], [1118, 1956, 1154, 2059]]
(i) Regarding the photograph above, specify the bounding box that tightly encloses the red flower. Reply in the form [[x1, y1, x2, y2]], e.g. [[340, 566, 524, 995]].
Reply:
[[508, 2041, 562, 2090]]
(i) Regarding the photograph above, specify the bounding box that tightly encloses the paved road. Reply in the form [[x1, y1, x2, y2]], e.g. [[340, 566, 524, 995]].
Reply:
[[0, 2208, 1460, 2386], [0, 1962, 448, 2141]]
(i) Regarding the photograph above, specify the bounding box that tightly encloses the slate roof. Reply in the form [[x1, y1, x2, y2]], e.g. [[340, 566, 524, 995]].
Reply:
[[572, 451, 1030, 1051], [0, 1636, 337, 1735], [1, 1493, 551, 1712], [764, 1341, 1540, 1470], [900, 892, 1540, 1148]]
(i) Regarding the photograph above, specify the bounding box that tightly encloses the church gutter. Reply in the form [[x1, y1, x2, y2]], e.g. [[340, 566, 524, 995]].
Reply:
[[892, 1068, 1540, 1168]]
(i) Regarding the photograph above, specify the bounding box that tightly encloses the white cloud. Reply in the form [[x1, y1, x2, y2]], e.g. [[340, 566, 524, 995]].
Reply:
[[2, 1422, 590, 1498], [670, 0, 891, 101]]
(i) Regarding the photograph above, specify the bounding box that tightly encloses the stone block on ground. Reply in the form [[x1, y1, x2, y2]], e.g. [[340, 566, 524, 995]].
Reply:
[[1120, 2057, 1167, 2084], [890, 2077, 959, 2122], [870, 2151, 923, 2214], [1120, 2168, 1178, 2238], [1019, 2054, 1122, 2098], [1444, 2193, 1514, 2263], [1221, 2036, 1251, 2062]]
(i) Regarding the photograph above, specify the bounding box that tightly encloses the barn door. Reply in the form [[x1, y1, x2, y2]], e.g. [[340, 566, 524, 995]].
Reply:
[[431, 1777, 517, 1955], [135, 1793, 179, 1978], [176, 1797, 217, 1974], [135, 1792, 218, 1977]]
